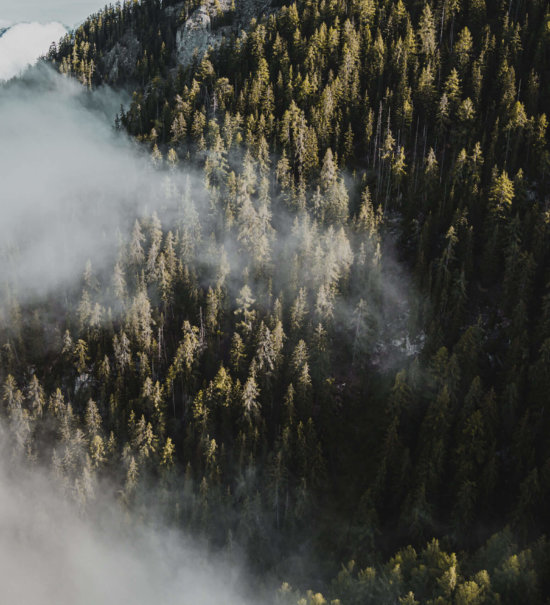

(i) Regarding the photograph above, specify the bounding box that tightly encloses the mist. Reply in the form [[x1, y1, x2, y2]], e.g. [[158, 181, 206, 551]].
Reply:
[[0, 22, 67, 81], [0, 65, 172, 299], [0, 65, 422, 378], [0, 0, 108, 82], [0, 0, 107, 25], [0, 33, 424, 605], [0, 425, 258, 605]]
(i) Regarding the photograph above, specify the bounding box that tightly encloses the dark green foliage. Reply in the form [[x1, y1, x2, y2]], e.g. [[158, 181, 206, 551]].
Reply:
[[4, 0, 550, 601]]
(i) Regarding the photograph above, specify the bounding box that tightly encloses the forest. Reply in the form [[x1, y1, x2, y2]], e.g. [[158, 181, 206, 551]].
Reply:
[[1, 0, 550, 602]]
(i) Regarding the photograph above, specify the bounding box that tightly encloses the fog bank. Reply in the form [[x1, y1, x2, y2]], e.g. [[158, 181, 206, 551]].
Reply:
[[0, 0, 106, 26], [0, 64, 421, 365], [0, 21, 67, 81], [0, 65, 161, 299], [0, 434, 255, 605]]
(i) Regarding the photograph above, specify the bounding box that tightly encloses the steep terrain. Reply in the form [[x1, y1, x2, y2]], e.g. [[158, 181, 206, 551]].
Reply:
[[2, 0, 550, 602], [50, 0, 278, 85]]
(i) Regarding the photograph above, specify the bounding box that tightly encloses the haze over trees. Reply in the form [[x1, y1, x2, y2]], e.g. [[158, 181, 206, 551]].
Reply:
[[1, 0, 550, 602]]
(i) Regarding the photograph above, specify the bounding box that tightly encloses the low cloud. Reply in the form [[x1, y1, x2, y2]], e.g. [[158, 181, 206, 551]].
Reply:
[[0, 1, 106, 26], [0, 425, 257, 605], [0, 65, 165, 299], [0, 22, 67, 81], [0, 64, 421, 363]]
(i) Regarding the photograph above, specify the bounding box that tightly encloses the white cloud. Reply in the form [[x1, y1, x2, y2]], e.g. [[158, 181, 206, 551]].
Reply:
[[0, 0, 106, 26], [0, 426, 255, 605], [0, 66, 151, 298], [0, 65, 199, 303], [0, 21, 67, 81]]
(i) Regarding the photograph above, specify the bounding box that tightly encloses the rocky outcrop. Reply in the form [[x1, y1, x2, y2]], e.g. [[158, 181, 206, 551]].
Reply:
[[102, 31, 141, 82], [175, 4, 227, 66], [175, 0, 274, 67], [94, 0, 275, 82]]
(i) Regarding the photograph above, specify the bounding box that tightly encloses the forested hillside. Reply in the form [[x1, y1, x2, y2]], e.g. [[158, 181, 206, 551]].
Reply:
[[2, 0, 550, 602]]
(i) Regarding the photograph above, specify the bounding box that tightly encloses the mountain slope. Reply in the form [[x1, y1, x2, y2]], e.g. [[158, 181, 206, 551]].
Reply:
[[3, 0, 550, 602]]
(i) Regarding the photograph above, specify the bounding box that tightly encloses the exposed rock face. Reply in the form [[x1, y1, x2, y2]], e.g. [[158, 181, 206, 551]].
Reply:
[[98, 0, 275, 81], [175, 0, 274, 67], [175, 4, 226, 66], [103, 31, 141, 82]]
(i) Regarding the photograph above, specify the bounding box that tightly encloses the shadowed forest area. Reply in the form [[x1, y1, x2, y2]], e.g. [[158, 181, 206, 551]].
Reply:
[[2, 0, 550, 602]]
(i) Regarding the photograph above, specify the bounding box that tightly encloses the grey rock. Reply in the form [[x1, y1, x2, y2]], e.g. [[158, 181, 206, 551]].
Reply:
[[103, 31, 141, 82], [175, 0, 274, 68]]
